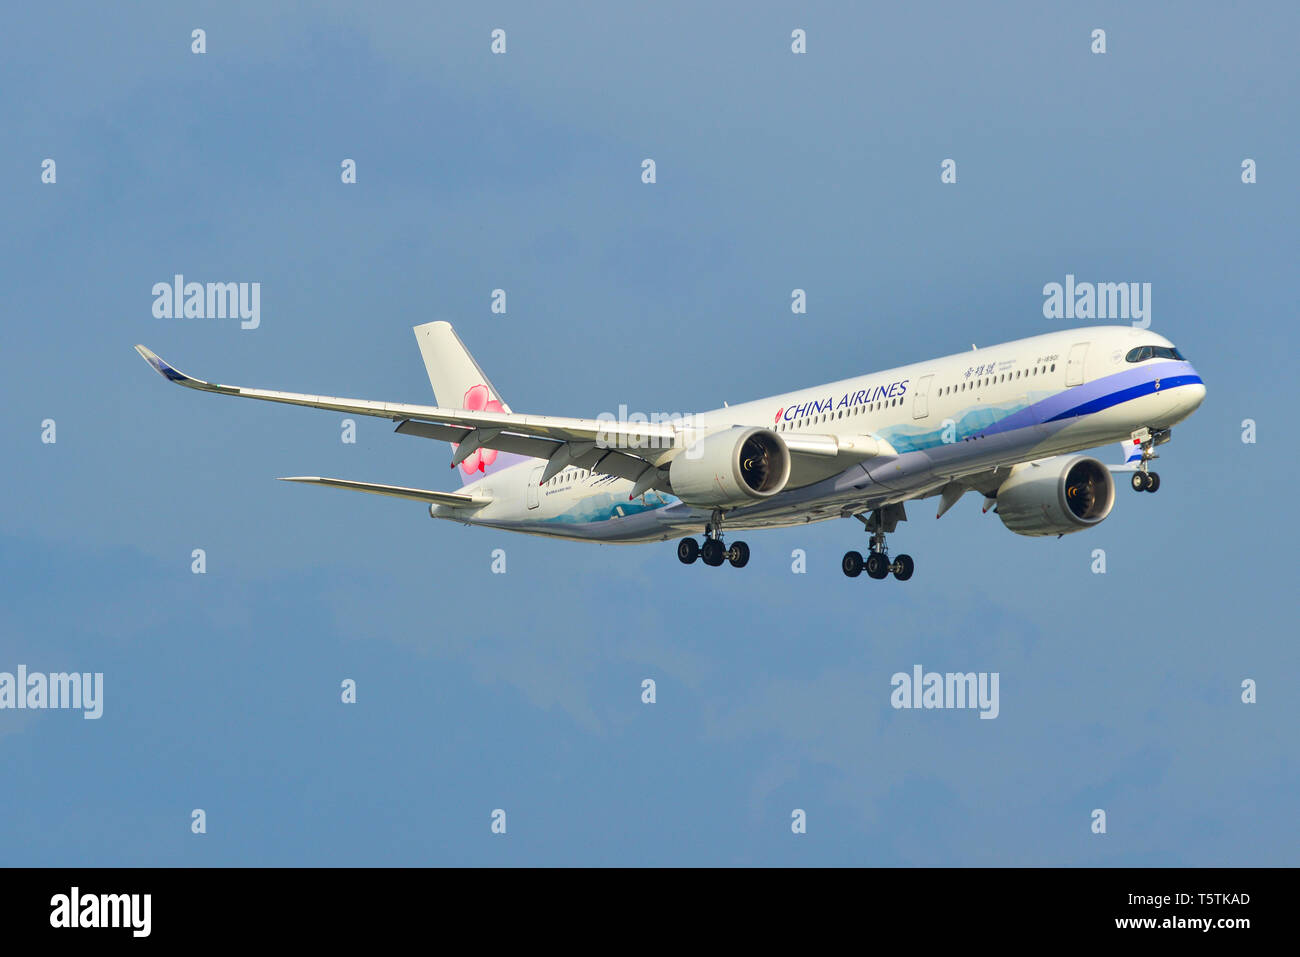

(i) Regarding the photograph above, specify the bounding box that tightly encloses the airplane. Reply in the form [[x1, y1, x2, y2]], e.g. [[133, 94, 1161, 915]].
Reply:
[[135, 321, 1205, 580]]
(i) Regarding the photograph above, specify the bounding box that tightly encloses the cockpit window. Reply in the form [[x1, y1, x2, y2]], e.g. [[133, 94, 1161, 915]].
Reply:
[[1125, 345, 1185, 362]]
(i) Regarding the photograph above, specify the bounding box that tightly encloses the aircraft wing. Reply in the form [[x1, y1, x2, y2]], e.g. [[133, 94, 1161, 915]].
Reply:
[[136, 345, 683, 492], [135, 345, 884, 496]]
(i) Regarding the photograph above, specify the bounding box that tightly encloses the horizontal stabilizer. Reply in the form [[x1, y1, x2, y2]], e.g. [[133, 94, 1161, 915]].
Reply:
[[278, 477, 490, 507]]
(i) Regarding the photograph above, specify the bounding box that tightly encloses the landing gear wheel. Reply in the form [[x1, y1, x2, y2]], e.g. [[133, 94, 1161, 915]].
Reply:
[[677, 537, 699, 565], [727, 541, 750, 568], [701, 539, 726, 567], [892, 554, 914, 581], [1146, 472, 1160, 493], [842, 550, 864, 578], [1131, 472, 1150, 492], [865, 552, 891, 580]]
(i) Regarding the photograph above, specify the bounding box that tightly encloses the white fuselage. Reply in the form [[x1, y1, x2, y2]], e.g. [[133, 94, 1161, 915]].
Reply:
[[442, 325, 1205, 542]]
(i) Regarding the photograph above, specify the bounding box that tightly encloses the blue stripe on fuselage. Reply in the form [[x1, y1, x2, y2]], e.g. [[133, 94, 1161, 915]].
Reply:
[[876, 364, 1201, 453], [1044, 374, 1203, 422]]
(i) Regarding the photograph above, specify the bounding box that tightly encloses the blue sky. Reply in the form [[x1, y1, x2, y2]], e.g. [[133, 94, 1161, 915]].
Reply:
[[2, 1, 1296, 865]]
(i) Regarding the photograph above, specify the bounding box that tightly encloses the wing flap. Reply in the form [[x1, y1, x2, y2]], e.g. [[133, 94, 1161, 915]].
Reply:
[[394, 420, 565, 461]]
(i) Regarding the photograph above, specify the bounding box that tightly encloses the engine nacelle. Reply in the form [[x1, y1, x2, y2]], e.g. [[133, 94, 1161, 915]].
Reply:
[[995, 455, 1115, 537], [669, 426, 791, 507]]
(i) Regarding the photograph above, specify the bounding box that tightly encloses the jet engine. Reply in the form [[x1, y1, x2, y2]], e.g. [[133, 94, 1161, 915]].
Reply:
[[994, 455, 1115, 537], [669, 426, 791, 508]]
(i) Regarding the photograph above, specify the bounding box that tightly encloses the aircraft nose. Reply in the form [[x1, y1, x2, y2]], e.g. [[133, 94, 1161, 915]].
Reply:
[[1178, 373, 1206, 416]]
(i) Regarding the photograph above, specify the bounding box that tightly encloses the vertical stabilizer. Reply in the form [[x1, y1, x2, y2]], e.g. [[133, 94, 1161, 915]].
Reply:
[[412, 321, 521, 482]]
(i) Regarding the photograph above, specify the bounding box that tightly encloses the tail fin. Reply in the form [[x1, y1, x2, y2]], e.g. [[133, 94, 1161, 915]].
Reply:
[[413, 321, 523, 483], [414, 321, 512, 412]]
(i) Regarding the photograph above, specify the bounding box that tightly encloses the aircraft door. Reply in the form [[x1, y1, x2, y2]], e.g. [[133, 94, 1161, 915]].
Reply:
[[912, 374, 933, 419], [526, 466, 543, 508], [1066, 342, 1089, 386]]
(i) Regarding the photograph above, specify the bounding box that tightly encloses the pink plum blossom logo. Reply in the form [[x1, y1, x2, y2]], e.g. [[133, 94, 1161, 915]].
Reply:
[[455, 384, 503, 475], [774, 407, 784, 424]]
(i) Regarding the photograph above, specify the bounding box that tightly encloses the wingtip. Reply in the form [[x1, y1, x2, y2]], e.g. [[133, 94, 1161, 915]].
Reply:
[[134, 344, 189, 383]]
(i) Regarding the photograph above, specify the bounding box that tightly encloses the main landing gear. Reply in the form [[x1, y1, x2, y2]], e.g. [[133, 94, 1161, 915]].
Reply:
[[678, 510, 749, 569], [842, 506, 913, 581], [1129, 427, 1170, 494]]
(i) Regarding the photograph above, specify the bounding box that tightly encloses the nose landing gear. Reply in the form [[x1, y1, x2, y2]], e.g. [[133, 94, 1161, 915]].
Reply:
[[1131, 470, 1160, 493], [1128, 427, 1170, 493]]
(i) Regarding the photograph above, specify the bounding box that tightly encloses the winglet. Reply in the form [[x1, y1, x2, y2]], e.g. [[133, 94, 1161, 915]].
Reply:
[[133, 345, 231, 394], [135, 345, 195, 385]]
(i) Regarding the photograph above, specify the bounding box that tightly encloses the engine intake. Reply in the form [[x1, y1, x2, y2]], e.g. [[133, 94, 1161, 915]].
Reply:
[[995, 455, 1115, 537], [669, 426, 791, 507]]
